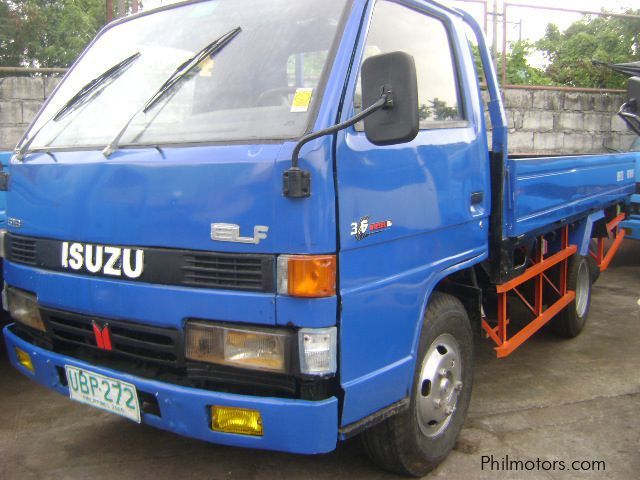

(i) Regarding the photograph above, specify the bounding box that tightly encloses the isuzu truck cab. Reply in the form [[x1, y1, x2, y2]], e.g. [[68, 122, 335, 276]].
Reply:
[[3, 0, 638, 476]]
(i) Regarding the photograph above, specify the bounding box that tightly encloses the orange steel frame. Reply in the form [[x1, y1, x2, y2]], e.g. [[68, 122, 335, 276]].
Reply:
[[482, 226, 576, 358], [482, 214, 626, 358], [590, 213, 626, 273]]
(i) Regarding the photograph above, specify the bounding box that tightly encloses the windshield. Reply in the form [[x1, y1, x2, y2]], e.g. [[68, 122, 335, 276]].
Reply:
[[25, 0, 349, 150]]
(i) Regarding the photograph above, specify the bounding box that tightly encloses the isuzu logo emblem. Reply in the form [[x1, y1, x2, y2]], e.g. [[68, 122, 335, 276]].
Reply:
[[92, 321, 113, 351]]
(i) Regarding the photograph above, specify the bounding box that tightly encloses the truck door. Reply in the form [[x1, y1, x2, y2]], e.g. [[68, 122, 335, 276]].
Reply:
[[335, 0, 491, 426]]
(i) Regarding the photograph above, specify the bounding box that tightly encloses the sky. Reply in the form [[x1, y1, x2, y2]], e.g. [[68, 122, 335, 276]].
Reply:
[[142, 0, 638, 49], [450, 0, 638, 40], [143, 0, 638, 14]]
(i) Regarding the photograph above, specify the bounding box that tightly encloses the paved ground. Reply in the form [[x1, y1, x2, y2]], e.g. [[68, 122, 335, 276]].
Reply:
[[1, 243, 638, 480]]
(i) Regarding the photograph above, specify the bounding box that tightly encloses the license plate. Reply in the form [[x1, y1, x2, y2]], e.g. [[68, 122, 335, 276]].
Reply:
[[65, 366, 141, 423]]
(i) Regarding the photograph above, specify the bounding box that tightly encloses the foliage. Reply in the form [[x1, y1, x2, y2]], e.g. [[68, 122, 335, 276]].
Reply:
[[470, 41, 551, 86], [537, 10, 640, 89], [0, 0, 107, 70], [499, 41, 552, 86], [419, 98, 459, 121], [470, 9, 640, 89]]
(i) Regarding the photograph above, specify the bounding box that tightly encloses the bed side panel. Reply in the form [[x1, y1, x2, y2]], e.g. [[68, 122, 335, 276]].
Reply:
[[506, 153, 637, 238]]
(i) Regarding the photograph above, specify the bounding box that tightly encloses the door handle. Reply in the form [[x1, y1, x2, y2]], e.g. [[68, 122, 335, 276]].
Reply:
[[470, 191, 484, 205]]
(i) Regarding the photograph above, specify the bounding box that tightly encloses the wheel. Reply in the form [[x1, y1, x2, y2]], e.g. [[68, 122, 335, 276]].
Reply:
[[552, 255, 592, 338], [588, 240, 601, 284], [361, 293, 474, 477]]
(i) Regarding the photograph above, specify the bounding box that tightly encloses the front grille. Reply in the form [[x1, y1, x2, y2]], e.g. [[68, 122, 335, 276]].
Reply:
[[11, 310, 336, 401], [43, 309, 181, 367], [8, 236, 36, 265], [183, 253, 268, 291], [5, 234, 275, 293]]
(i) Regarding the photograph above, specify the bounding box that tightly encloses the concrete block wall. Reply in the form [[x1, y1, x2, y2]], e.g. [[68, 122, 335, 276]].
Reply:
[[485, 88, 637, 155], [0, 76, 638, 154], [0, 77, 61, 150]]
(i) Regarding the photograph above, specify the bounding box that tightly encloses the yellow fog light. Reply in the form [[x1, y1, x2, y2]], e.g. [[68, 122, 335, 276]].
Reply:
[[211, 406, 263, 436], [15, 347, 34, 373]]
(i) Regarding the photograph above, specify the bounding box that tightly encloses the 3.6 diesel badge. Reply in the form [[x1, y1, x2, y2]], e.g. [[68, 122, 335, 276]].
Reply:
[[61, 242, 144, 279]]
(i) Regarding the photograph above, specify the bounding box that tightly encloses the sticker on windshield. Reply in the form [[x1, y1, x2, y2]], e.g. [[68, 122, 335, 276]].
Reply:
[[291, 88, 313, 113]]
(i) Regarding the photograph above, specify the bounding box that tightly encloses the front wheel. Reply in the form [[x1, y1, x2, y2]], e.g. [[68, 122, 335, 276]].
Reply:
[[361, 293, 474, 477], [552, 255, 592, 338]]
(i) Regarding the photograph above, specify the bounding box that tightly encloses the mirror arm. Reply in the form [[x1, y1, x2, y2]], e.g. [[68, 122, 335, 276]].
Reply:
[[283, 93, 391, 199], [618, 100, 640, 136]]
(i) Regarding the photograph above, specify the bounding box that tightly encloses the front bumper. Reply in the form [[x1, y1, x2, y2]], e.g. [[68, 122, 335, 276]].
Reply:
[[3, 324, 338, 454]]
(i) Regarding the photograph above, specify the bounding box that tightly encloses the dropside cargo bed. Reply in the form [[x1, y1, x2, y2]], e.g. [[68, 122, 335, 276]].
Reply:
[[504, 152, 637, 238]]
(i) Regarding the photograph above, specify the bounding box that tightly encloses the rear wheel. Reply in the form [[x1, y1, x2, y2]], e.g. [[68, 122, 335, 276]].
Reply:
[[552, 255, 592, 338], [361, 293, 474, 477], [588, 240, 601, 284]]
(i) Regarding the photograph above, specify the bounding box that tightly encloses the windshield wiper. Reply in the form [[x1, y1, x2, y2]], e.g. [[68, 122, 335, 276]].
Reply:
[[15, 52, 141, 161], [54, 52, 141, 122], [103, 27, 242, 157]]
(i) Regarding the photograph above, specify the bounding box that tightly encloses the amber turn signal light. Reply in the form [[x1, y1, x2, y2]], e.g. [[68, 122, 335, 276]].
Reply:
[[277, 255, 336, 298]]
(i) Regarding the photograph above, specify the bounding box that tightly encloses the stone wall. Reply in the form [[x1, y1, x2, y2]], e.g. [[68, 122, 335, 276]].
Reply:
[[0, 77, 61, 150], [488, 88, 637, 155], [0, 76, 637, 153]]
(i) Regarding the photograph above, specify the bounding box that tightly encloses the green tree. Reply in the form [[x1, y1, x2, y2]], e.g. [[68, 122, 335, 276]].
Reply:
[[499, 41, 551, 86], [0, 0, 107, 70], [537, 11, 640, 89], [470, 41, 551, 86]]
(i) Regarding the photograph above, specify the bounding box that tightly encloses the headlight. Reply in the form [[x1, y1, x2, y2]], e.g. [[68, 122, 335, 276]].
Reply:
[[185, 322, 338, 377], [6, 287, 45, 332], [185, 321, 293, 374], [0, 229, 6, 258]]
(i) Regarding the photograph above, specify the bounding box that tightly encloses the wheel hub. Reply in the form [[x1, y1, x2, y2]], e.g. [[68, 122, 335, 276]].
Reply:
[[575, 260, 590, 318], [417, 333, 463, 437]]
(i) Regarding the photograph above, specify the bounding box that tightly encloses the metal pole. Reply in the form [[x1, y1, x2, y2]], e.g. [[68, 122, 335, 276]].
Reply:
[[483, 0, 488, 36], [491, 0, 498, 71], [0, 67, 69, 74], [504, 2, 640, 20], [502, 3, 507, 86], [518, 19, 522, 42]]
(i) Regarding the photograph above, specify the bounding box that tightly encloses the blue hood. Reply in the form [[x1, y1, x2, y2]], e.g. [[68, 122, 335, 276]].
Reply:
[[7, 142, 337, 255]]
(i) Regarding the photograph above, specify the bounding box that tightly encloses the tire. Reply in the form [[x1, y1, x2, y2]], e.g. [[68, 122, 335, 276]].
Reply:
[[588, 240, 601, 284], [551, 255, 592, 338], [361, 293, 474, 477]]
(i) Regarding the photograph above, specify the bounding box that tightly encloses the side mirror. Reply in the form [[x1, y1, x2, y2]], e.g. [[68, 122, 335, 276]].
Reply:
[[626, 77, 640, 114], [362, 51, 419, 146], [619, 77, 640, 136], [283, 52, 419, 198]]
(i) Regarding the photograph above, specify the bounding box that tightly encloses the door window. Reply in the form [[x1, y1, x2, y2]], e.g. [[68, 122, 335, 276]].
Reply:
[[355, 1, 465, 130]]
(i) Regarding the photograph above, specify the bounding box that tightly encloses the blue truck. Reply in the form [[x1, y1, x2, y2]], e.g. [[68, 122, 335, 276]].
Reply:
[[2, 1, 638, 476], [621, 138, 640, 239], [0, 152, 8, 224], [0, 151, 9, 312]]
